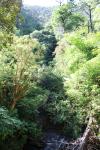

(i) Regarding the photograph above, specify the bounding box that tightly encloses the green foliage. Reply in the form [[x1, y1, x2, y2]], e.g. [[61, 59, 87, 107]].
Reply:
[[0, 31, 13, 49], [0, 0, 100, 148], [0, 36, 39, 109], [17, 86, 48, 121], [0, 107, 42, 150], [52, 31, 100, 137], [17, 6, 53, 35], [17, 7, 42, 35], [0, 0, 22, 32], [93, 6, 100, 31], [78, 0, 100, 32], [0, 107, 23, 140], [52, 4, 84, 34], [39, 71, 64, 93], [0, 107, 27, 150], [0, 35, 44, 149], [30, 28, 57, 65], [54, 31, 100, 75]]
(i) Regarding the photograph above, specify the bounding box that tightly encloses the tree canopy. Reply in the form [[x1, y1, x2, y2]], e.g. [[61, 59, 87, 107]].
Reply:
[[0, 0, 100, 150]]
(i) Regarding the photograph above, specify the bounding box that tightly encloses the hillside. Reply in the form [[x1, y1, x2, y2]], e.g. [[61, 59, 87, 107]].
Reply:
[[17, 5, 55, 35]]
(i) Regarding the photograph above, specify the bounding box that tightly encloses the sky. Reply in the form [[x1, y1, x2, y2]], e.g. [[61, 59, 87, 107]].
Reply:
[[23, 0, 67, 7]]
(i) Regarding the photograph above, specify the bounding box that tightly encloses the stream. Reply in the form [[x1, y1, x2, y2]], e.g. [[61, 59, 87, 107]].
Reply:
[[24, 109, 69, 150], [23, 130, 68, 150], [39, 109, 68, 150], [43, 130, 67, 150]]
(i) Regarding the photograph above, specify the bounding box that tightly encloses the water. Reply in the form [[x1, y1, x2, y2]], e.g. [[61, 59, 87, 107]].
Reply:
[[24, 131, 69, 150], [43, 131, 67, 150]]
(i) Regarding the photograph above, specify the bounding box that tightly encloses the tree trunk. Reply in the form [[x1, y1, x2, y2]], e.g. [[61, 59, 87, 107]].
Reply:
[[89, 8, 94, 32], [11, 99, 17, 110], [79, 115, 93, 150], [88, 21, 90, 33]]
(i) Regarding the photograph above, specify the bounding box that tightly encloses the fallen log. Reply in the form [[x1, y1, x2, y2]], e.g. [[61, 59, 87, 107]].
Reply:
[[57, 114, 99, 150], [78, 115, 93, 150], [63, 115, 94, 150]]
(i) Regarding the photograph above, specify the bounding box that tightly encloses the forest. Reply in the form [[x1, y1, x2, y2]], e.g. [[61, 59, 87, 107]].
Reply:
[[0, 0, 100, 150]]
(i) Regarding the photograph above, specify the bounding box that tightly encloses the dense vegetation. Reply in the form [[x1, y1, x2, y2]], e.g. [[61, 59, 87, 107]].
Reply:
[[0, 0, 100, 150], [16, 6, 54, 35]]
